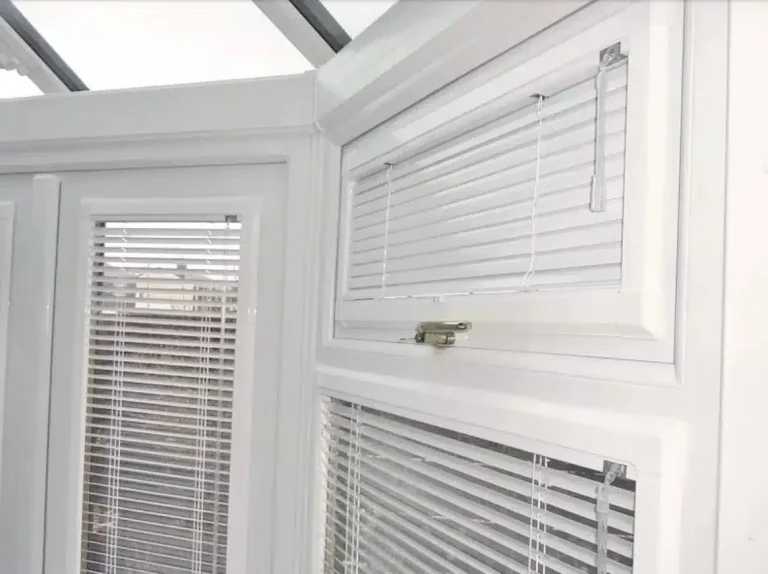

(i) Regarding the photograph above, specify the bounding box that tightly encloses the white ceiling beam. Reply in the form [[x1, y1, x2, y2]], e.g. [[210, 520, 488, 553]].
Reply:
[[0, 15, 67, 93], [253, 0, 335, 68]]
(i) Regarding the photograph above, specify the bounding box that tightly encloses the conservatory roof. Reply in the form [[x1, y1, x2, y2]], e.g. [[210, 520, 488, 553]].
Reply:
[[0, 0, 397, 97]]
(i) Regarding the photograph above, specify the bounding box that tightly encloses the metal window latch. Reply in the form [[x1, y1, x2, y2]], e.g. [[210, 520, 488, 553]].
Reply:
[[414, 321, 472, 347]]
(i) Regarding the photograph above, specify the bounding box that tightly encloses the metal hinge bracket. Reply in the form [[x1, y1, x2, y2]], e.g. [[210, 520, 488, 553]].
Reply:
[[602, 460, 628, 478], [599, 42, 627, 67]]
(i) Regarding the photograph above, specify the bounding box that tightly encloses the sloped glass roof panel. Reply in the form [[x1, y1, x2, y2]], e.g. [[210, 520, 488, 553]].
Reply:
[[320, 0, 396, 39], [13, 0, 313, 91], [0, 69, 42, 98]]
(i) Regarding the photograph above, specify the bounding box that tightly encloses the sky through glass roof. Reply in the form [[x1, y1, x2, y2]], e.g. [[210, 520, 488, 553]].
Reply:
[[320, 0, 396, 39], [14, 0, 314, 91], [0, 67, 42, 98]]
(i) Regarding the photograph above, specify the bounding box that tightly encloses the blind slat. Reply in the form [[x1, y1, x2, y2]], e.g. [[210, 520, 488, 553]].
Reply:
[[351, 222, 623, 280], [85, 415, 232, 434], [85, 305, 238, 319], [352, 110, 627, 219], [87, 315, 238, 332], [88, 333, 237, 350], [88, 343, 235, 361], [88, 365, 235, 383], [349, 139, 625, 245], [87, 376, 235, 395], [328, 404, 635, 512], [87, 354, 236, 371], [347, 243, 622, 292]]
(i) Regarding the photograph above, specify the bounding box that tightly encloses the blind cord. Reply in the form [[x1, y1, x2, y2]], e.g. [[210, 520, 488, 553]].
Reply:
[[193, 240, 213, 574], [210, 220, 233, 573], [596, 463, 622, 574], [528, 453, 549, 573], [106, 237, 128, 573], [590, 54, 610, 212], [379, 163, 394, 299], [521, 95, 546, 291]]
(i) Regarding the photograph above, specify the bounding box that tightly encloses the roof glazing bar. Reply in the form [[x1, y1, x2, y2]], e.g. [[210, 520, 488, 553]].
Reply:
[[287, 0, 350, 53]]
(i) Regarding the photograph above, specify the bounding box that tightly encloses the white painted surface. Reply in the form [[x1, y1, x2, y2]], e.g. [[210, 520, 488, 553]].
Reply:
[[0, 71, 315, 146], [0, 75, 318, 572], [311, 1, 729, 573], [333, 0, 683, 363], [0, 175, 60, 574], [0, 202, 12, 501], [44, 165, 285, 574], [0, 1, 744, 573], [718, 1, 768, 570], [315, 0, 592, 144]]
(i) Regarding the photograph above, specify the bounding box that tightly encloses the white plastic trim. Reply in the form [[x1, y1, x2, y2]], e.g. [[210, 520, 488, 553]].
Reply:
[[0, 15, 67, 93], [0, 175, 61, 574], [315, 0, 595, 144]]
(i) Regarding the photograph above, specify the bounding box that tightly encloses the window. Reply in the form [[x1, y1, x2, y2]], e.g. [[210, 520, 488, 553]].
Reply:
[[341, 61, 628, 301], [321, 399, 636, 573], [80, 219, 241, 573], [319, 0, 397, 39], [13, 0, 313, 91], [333, 2, 683, 362]]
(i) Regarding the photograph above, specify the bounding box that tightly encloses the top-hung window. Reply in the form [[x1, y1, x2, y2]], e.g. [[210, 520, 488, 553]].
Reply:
[[333, 2, 683, 363]]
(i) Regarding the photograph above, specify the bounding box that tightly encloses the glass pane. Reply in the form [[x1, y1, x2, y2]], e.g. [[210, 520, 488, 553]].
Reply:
[[14, 0, 313, 91], [0, 69, 43, 98], [320, 0, 397, 38], [82, 219, 241, 573]]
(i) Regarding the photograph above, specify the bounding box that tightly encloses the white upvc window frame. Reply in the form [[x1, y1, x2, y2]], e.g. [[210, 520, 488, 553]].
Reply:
[[311, 368, 686, 574], [44, 168, 283, 574], [333, 0, 684, 363], [0, 174, 61, 573], [311, 3, 729, 574], [0, 200, 14, 436]]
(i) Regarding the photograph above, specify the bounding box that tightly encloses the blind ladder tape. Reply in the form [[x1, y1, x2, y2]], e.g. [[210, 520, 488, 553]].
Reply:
[[596, 462, 622, 574]]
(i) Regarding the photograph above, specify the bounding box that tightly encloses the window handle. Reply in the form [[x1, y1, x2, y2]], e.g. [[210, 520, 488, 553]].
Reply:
[[414, 321, 472, 347]]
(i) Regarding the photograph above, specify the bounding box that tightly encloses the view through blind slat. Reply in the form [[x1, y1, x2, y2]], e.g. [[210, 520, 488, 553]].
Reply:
[[80, 219, 241, 574]]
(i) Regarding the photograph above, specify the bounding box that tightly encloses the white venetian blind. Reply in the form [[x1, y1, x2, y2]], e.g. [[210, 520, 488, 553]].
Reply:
[[321, 399, 636, 574], [341, 59, 628, 301], [80, 219, 241, 574]]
